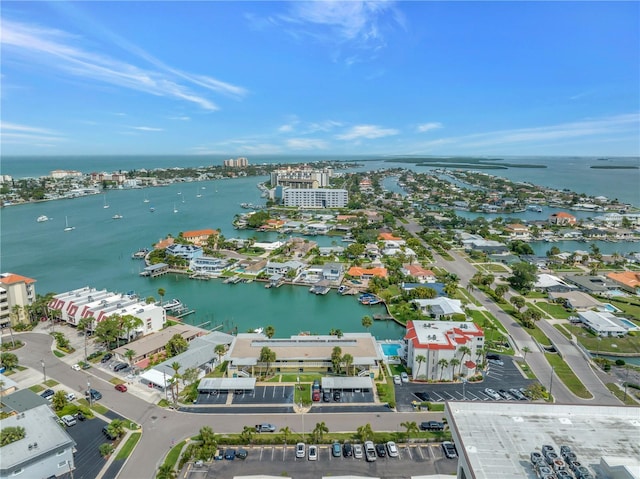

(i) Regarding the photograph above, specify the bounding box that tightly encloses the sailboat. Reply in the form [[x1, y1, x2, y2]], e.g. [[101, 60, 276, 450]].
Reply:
[[196, 186, 202, 198], [173, 203, 178, 213], [143, 193, 150, 203], [103, 195, 110, 209], [64, 216, 75, 231]]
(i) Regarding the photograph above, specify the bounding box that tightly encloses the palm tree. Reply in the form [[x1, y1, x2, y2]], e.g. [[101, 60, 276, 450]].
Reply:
[[312, 422, 329, 443], [122, 315, 143, 343], [458, 346, 471, 374], [356, 423, 374, 442], [449, 358, 460, 379], [279, 426, 292, 445], [214, 344, 226, 364], [264, 325, 275, 339], [415, 355, 426, 379], [361, 315, 373, 331], [77, 317, 92, 361], [342, 353, 353, 376], [157, 288, 166, 306], [259, 347, 276, 377], [400, 421, 419, 441], [124, 349, 136, 367], [522, 346, 531, 361], [106, 419, 125, 439], [240, 425, 255, 444], [331, 346, 342, 374], [52, 390, 68, 411], [170, 361, 181, 401], [438, 358, 449, 380]]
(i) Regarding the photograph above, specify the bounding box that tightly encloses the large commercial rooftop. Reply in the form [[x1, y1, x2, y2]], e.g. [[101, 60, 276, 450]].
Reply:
[[446, 401, 640, 479]]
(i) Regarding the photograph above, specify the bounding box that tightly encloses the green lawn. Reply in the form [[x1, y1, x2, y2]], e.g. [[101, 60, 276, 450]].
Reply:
[[605, 383, 639, 406], [162, 440, 186, 469], [482, 263, 510, 273], [545, 353, 592, 399], [565, 325, 640, 354], [605, 298, 640, 319], [115, 432, 141, 460], [527, 324, 553, 346], [29, 384, 44, 393], [293, 384, 312, 405], [532, 301, 572, 319], [44, 379, 59, 387], [53, 350, 65, 357]]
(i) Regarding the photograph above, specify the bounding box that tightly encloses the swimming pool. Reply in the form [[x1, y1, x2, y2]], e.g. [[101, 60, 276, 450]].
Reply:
[[602, 303, 621, 313], [619, 318, 639, 330], [381, 343, 402, 357]]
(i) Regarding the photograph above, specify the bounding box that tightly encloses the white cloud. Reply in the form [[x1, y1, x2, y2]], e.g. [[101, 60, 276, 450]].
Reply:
[[168, 116, 190, 121], [304, 120, 343, 133], [130, 126, 164, 132], [286, 138, 328, 150], [0, 122, 65, 144], [417, 122, 443, 133], [336, 124, 399, 140], [1, 19, 247, 111]]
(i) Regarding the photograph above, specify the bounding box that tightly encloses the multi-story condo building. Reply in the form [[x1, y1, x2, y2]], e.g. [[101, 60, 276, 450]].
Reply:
[[270, 167, 332, 189], [223, 157, 249, 167], [282, 188, 348, 208], [404, 320, 484, 381], [0, 273, 37, 328]]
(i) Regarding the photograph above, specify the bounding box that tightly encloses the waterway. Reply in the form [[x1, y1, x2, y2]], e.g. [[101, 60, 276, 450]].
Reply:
[[1, 177, 401, 338]]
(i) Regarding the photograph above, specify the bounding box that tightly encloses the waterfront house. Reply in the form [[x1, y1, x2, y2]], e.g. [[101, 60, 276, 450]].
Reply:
[[0, 272, 36, 328], [578, 311, 628, 337], [412, 297, 464, 319], [547, 291, 603, 311], [401, 264, 437, 283], [548, 212, 577, 225], [189, 256, 230, 276], [226, 333, 382, 378], [378, 232, 404, 243], [347, 266, 388, 279], [182, 228, 219, 246], [318, 246, 345, 256], [265, 260, 304, 276], [534, 274, 576, 293], [564, 274, 616, 294], [606, 271, 640, 295], [166, 244, 203, 261], [404, 320, 484, 381], [463, 239, 509, 255], [0, 403, 76, 479], [504, 223, 530, 240]]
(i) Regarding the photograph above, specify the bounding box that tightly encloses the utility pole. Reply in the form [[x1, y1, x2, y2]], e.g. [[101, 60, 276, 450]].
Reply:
[[87, 379, 92, 407], [548, 366, 554, 401], [41, 359, 46, 383]]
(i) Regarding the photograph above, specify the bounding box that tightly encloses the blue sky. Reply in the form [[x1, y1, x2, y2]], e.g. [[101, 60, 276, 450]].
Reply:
[[1, 1, 638, 157]]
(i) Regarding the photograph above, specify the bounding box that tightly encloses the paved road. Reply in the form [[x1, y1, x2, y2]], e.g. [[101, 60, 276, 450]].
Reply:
[[403, 217, 620, 406], [16, 332, 445, 479]]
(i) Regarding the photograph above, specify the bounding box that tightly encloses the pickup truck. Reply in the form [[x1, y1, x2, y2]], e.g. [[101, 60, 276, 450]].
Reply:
[[420, 421, 445, 431], [255, 423, 276, 433]]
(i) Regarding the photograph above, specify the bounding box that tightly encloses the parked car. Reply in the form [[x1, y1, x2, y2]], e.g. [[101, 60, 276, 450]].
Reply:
[[255, 423, 276, 432], [40, 389, 55, 400], [509, 388, 527, 400], [115, 383, 127, 392], [65, 392, 76, 402], [296, 442, 306, 459], [71, 364, 81, 371], [113, 362, 128, 372], [393, 375, 401, 385], [214, 449, 224, 460], [488, 359, 504, 366], [498, 389, 514, 400], [312, 379, 320, 390], [236, 448, 248, 460], [420, 421, 445, 431], [308, 445, 318, 461], [442, 441, 457, 459], [224, 449, 236, 460], [343, 442, 353, 457], [484, 388, 501, 400], [375, 443, 387, 458], [61, 415, 76, 427], [333, 390, 341, 402], [85, 389, 102, 401], [331, 442, 341, 457], [400, 372, 409, 383], [353, 443, 363, 459], [312, 389, 321, 401], [100, 353, 113, 363], [386, 441, 399, 457], [364, 441, 377, 462], [322, 391, 331, 402], [74, 411, 85, 421], [486, 353, 500, 360]]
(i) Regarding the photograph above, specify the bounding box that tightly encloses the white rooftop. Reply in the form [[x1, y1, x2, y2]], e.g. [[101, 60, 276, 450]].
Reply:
[[446, 402, 640, 479], [412, 297, 464, 316]]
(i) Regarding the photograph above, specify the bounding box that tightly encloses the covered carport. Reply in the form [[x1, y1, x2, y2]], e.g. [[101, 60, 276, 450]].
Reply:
[[139, 368, 171, 391], [198, 377, 256, 394], [321, 376, 373, 392]]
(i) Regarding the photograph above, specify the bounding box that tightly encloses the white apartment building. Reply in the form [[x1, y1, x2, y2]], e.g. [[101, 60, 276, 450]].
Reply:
[[270, 167, 332, 189], [0, 273, 37, 328], [282, 188, 348, 208], [48, 287, 166, 338], [404, 320, 484, 381]]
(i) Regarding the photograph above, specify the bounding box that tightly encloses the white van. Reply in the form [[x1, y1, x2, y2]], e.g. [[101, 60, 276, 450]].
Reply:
[[61, 415, 76, 427]]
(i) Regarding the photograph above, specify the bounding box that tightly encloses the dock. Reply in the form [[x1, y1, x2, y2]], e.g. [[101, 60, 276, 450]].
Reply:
[[189, 273, 211, 280], [309, 285, 331, 295]]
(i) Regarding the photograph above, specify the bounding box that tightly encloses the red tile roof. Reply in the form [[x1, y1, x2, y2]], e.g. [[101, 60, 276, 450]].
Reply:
[[347, 266, 388, 278], [183, 229, 218, 238], [378, 232, 402, 241], [0, 273, 36, 285]]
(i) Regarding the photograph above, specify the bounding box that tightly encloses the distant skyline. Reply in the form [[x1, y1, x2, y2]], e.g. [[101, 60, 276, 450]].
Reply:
[[1, 1, 638, 157]]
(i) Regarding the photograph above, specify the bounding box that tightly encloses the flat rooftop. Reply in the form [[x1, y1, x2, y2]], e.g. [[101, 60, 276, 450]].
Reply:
[[446, 402, 640, 479]]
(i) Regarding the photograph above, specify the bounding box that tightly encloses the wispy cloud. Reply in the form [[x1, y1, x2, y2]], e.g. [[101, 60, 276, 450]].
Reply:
[[286, 138, 328, 150], [304, 120, 343, 133], [130, 126, 164, 132], [417, 122, 443, 133], [337, 124, 399, 140], [1, 18, 247, 111], [168, 116, 190, 121], [0, 122, 65, 144], [412, 113, 640, 151]]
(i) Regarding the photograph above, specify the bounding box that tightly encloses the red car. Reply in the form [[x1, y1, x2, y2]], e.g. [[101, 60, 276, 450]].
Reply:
[[115, 384, 127, 392]]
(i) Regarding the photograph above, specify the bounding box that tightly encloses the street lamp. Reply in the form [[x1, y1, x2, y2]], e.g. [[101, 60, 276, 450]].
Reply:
[[297, 377, 304, 441], [87, 379, 92, 407], [41, 359, 46, 383], [548, 366, 554, 401], [462, 377, 467, 400]]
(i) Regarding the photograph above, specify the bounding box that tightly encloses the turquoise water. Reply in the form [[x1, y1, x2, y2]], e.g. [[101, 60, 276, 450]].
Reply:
[[619, 318, 639, 330], [602, 303, 621, 313], [380, 343, 402, 357]]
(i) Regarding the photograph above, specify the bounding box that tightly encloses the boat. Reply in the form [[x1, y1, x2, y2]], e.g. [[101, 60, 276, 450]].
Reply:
[[162, 299, 183, 311], [337, 285, 347, 294], [64, 216, 75, 232], [527, 205, 543, 213], [131, 248, 149, 259], [173, 203, 178, 213], [112, 214, 123, 220], [143, 195, 150, 203], [36, 215, 49, 223], [149, 206, 155, 212], [103, 195, 110, 209], [253, 327, 264, 335]]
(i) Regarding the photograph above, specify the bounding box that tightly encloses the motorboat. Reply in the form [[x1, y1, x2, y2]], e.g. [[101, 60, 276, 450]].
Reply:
[[64, 216, 75, 231], [112, 214, 123, 219], [36, 215, 49, 222]]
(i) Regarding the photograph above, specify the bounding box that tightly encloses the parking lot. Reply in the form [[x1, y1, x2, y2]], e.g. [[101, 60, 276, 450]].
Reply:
[[63, 416, 115, 479], [183, 443, 458, 478], [394, 357, 535, 411]]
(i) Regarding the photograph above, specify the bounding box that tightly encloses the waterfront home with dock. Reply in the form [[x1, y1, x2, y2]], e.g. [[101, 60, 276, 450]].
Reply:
[[411, 297, 465, 320]]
